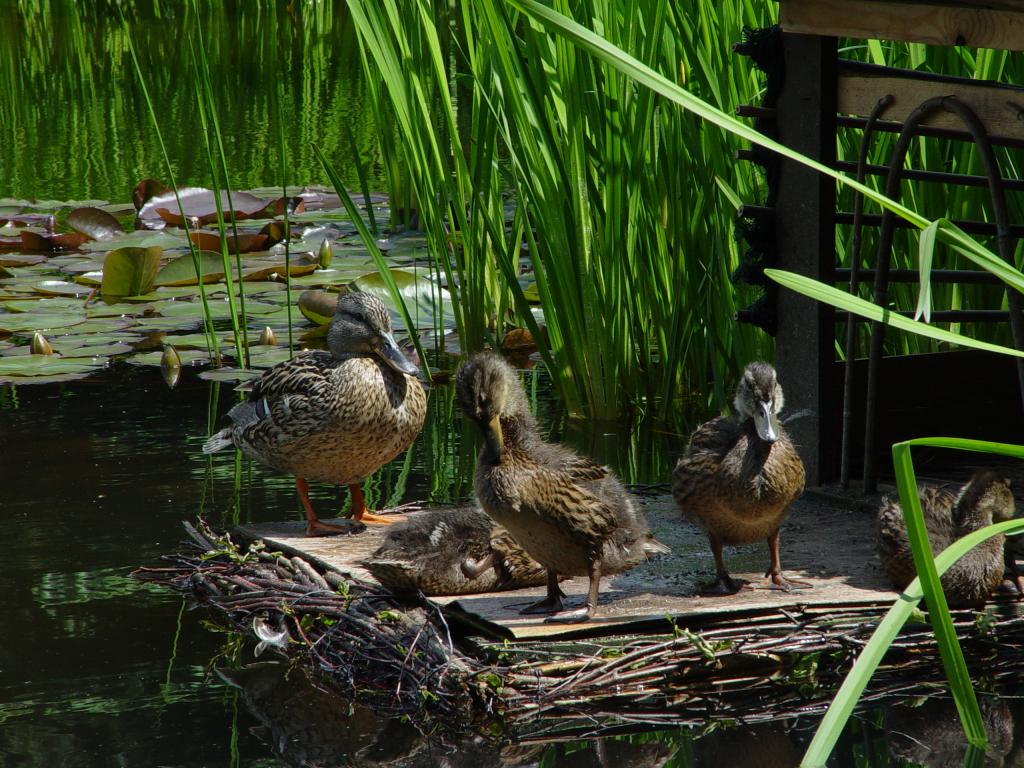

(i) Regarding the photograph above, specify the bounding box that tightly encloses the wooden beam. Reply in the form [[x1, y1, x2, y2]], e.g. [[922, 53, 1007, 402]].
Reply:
[[838, 69, 1024, 143], [780, 0, 1024, 51], [772, 34, 839, 485]]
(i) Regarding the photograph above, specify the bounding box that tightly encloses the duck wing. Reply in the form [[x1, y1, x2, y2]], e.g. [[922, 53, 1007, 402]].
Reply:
[[227, 352, 338, 440], [516, 464, 621, 551], [672, 416, 742, 504]]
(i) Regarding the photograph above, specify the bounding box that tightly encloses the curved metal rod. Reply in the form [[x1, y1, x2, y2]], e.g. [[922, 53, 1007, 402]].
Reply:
[[862, 95, 1024, 492], [840, 94, 894, 489]]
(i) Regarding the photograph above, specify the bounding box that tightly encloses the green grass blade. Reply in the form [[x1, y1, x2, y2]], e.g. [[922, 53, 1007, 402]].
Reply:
[[765, 269, 1024, 358], [802, 515, 1024, 765], [915, 219, 939, 322]]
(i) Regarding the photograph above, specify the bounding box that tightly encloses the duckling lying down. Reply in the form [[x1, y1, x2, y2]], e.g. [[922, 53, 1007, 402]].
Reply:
[[877, 470, 1020, 608], [456, 353, 669, 623], [360, 507, 550, 596]]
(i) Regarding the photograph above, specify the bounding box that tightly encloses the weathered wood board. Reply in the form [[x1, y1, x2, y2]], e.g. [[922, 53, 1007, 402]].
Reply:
[[780, 0, 1024, 52], [237, 493, 904, 642]]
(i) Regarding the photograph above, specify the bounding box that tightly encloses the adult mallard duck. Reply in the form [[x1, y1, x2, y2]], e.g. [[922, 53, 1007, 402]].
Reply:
[[877, 470, 1018, 608], [202, 292, 427, 536], [455, 353, 669, 623], [672, 361, 806, 594], [360, 506, 550, 595]]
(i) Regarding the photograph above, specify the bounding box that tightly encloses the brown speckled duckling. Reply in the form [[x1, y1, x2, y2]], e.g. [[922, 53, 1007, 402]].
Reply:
[[456, 353, 670, 623], [203, 292, 427, 536], [360, 506, 549, 595], [877, 470, 1018, 607], [672, 361, 806, 595]]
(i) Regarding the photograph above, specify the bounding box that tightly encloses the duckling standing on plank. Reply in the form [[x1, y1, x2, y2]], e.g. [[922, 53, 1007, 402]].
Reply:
[[672, 361, 807, 595], [203, 292, 427, 536], [360, 506, 550, 595], [455, 352, 669, 623], [877, 470, 1019, 608]]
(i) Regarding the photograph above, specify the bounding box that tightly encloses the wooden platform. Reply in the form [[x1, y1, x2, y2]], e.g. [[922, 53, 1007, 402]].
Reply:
[[237, 494, 900, 642]]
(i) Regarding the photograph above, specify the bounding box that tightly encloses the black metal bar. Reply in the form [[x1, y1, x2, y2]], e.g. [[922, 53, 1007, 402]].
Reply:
[[835, 211, 1024, 239], [841, 95, 893, 488], [835, 268, 1003, 286], [836, 114, 1024, 151], [833, 160, 1024, 193]]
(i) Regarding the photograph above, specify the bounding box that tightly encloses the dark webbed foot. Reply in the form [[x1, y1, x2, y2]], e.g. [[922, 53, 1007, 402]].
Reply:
[[544, 604, 595, 624], [763, 530, 811, 590], [521, 568, 568, 615], [764, 565, 812, 591], [699, 573, 746, 596], [305, 519, 364, 537]]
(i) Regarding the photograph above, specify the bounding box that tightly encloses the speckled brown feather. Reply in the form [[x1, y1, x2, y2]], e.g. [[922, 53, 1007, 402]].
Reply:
[[877, 472, 1014, 607], [672, 416, 805, 546], [360, 507, 548, 595], [458, 354, 668, 580], [226, 352, 425, 485]]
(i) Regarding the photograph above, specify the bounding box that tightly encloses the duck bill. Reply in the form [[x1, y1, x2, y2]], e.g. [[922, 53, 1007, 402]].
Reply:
[[482, 415, 504, 464], [754, 401, 779, 443], [377, 332, 420, 376]]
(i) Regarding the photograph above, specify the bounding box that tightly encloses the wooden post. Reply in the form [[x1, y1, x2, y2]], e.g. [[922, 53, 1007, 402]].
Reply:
[[772, 33, 838, 485]]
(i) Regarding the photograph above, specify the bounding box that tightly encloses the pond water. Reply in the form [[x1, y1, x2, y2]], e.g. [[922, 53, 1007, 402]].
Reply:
[[3, 1, 1023, 765]]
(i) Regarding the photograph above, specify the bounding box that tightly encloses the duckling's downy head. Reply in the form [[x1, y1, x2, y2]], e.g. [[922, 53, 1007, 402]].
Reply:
[[734, 361, 785, 443], [455, 353, 532, 463], [955, 470, 1015, 526], [326, 292, 418, 375]]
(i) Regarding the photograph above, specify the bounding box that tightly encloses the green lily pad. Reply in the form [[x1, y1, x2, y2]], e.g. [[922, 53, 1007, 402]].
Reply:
[[81, 230, 183, 253], [102, 246, 163, 300], [154, 250, 226, 286], [297, 289, 338, 326], [124, 348, 212, 367], [33, 280, 94, 297], [0, 354, 106, 380], [0, 312, 87, 334], [352, 268, 455, 330], [198, 366, 260, 383]]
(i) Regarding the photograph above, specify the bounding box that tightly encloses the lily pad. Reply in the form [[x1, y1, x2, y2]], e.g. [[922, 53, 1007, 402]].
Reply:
[[123, 348, 212, 367], [101, 246, 163, 300], [0, 312, 87, 334], [67, 207, 124, 241], [154, 251, 226, 286], [33, 280, 94, 297], [297, 289, 339, 326], [20, 230, 89, 252], [197, 366, 260, 383], [138, 188, 274, 227], [352, 268, 455, 330], [0, 354, 106, 380], [188, 230, 274, 253]]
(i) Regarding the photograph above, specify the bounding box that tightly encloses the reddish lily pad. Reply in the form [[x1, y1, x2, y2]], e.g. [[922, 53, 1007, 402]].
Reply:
[[68, 207, 124, 241], [19, 230, 89, 252], [138, 188, 274, 227], [0, 254, 48, 267], [188, 230, 271, 253], [298, 289, 339, 326], [132, 178, 171, 211]]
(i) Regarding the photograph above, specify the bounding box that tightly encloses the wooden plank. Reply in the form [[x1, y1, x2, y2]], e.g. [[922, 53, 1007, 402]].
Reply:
[[780, 0, 1024, 52], [238, 495, 900, 643], [838, 70, 1024, 143]]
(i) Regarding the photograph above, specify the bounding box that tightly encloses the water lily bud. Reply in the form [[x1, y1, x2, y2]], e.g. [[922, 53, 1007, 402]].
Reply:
[[318, 238, 333, 269], [161, 344, 182, 389], [258, 326, 277, 346], [30, 332, 53, 355]]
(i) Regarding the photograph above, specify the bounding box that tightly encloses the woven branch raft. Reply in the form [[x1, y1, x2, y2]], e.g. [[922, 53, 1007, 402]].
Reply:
[[135, 521, 1024, 738]]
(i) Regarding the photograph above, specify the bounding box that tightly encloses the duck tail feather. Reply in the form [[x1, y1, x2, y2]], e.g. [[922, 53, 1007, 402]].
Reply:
[[202, 429, 234, 454]]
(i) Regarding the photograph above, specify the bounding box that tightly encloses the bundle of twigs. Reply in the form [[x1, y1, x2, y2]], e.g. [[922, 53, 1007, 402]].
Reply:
[[495, 599, 1024, 735], [134, 521, 491, 723], [138, 522, 1024, 740]]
